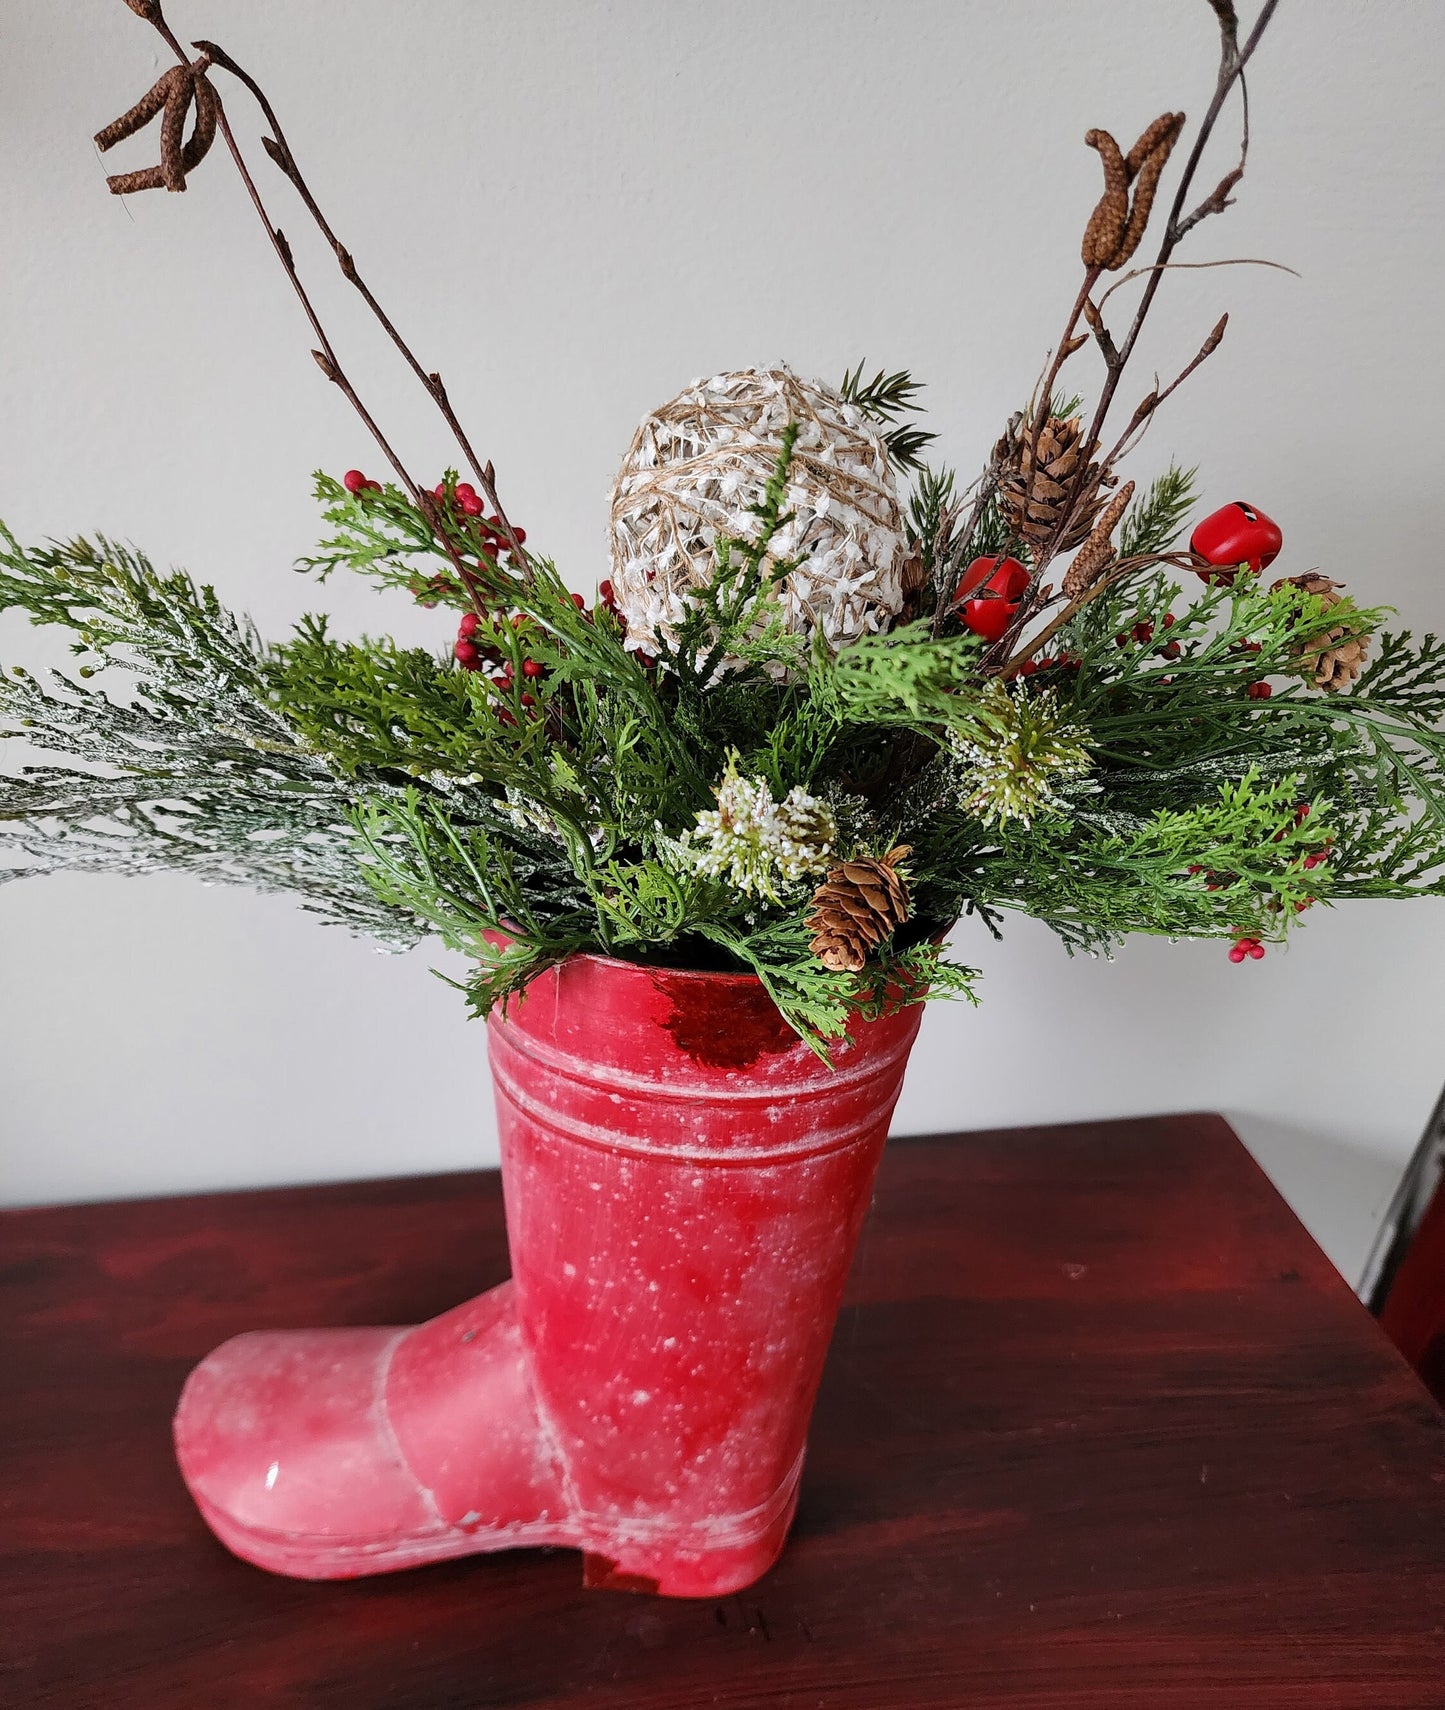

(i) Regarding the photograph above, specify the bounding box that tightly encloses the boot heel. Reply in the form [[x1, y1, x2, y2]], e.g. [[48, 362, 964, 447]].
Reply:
[[580, 1482, 800, 1599]]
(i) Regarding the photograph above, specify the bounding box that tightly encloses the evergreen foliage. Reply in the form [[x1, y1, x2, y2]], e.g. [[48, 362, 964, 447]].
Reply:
[[7, 396, 1445, 1051]]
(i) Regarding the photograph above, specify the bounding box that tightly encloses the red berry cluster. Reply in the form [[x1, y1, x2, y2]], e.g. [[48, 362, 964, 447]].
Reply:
[[433, 482, 528, 560], [342, 468, 382, 495], [1113, 612, 1182, 666], [1229, 936, 1266, 963], [1015, 651, 1081, 678], [454, 609, 546, 693]]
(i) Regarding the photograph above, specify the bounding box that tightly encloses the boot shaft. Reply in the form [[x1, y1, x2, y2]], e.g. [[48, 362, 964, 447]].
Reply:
[[488, 956, 922, 1526]]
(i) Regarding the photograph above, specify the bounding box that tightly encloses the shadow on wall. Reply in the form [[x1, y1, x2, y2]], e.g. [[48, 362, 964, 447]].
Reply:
[[1229, 1113, 1404, 1289]]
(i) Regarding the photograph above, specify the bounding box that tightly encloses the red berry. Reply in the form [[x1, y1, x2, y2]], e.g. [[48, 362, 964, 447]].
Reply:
[[961, 596, 1019, 642], [1162, 612, 1176, 628], [571, 592, 586, 609], [1161, 640, 1182, 660], [343, 469, 368, 493], [1247, 681, 1272, 700], [511, 526, 527, 545], [363, 479, 382, 493], [455, 482, 477, 501], [458, 612, 480, 638], [434, 482, 448, 501], [520, 691, 536, 708], [1016, 657, 1041, 677], [1132, 620, 1154, 644], [1228, 943, 1247, 964], [1249, 941, 1266, 960], [521, 658, 544, 678], [454, 637, 481, 669], [459, 493, 483, 517]]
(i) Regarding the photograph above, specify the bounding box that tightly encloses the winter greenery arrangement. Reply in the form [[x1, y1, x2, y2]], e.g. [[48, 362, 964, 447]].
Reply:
[[5, 0, 1445, 1051]]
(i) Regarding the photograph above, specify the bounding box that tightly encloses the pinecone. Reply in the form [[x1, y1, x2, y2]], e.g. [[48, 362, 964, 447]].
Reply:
[[997, 415, 1112, 553], [1270, 572, 1369, 692], [807, 846, 911, 973]]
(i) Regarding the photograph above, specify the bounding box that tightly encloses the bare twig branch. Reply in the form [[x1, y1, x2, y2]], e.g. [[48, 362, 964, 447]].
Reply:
[[1094, 254, 1299, 314], [1102, 314, 1229, 469], [1082, 0, 1280, 455], [191, 38, 526, 565], [99, 0, 522, 603]]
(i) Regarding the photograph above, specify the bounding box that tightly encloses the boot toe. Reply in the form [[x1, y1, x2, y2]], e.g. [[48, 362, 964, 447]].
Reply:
[[174, 1326, 442, 1572]]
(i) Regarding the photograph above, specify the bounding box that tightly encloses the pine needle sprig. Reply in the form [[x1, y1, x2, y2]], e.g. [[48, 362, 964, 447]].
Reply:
[[839, 363, 938, 472], [1118, 464, 1197, 557]]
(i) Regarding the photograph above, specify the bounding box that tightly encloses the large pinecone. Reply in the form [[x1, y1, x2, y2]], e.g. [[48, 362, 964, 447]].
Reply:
[[997, 414, 1113, 553], [1270, 572, 1369, 692], [807, 847, 911, 973]]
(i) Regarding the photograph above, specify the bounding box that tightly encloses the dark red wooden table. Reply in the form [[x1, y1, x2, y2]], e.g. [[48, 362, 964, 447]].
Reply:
[[4, 1113, 1444, 1709]]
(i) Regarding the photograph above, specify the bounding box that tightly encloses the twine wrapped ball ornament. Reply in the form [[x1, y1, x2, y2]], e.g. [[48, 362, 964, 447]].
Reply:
[[608, 366, 908, 668]]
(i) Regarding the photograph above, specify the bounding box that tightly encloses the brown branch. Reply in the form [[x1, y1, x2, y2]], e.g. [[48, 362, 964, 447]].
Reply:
[[997, 550, 1199, 677], [1026, 271, 1100, 450], [1094, 254, 1299, 313], [1082, 0, 1279, 456], [191, 38, 526, 566], [99, 0, 515, 606], [1175, 72, 1251, 240], [1101, 314, 1229, 470]]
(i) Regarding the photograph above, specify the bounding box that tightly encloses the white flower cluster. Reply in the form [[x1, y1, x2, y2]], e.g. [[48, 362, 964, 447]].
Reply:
[[608, 366, 907, 669], [685, 764, 837, 902]]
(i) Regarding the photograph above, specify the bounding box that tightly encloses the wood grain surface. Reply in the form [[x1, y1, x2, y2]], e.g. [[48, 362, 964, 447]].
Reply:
[[3, 1113, 1443, 1709]]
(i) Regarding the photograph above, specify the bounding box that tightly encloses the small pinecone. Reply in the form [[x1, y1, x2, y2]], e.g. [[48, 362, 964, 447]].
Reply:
[[998, 415, 1112, 553], [807, 846, 911, 973], [1270, 572, 1368, 692]]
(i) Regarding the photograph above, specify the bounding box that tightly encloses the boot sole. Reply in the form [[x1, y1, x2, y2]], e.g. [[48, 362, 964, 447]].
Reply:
[[191, 1482, 799, 1597]]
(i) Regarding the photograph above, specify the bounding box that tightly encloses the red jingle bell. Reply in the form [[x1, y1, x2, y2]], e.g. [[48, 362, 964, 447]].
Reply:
[[961, 596, 1019, 642], [1189, 502, 1282, 585], [957, 555, 1030, 604]]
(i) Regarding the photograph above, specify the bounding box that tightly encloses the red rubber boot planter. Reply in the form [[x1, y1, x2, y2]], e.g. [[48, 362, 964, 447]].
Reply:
[[174, 955, 923, 1596]]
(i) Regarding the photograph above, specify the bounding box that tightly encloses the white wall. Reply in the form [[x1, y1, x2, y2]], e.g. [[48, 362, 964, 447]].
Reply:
[[3, 1, 1443, 1283]]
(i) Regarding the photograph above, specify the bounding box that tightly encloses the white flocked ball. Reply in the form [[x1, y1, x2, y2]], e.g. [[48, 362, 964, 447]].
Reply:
[[608, 366, 908, 667]]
